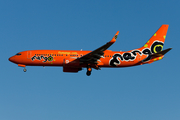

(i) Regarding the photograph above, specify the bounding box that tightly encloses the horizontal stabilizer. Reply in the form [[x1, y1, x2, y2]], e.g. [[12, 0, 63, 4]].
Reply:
[[141, 48, 172, 63], [151, 48, 172, 57]]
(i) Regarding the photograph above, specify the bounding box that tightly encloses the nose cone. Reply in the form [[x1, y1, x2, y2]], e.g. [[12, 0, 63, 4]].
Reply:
[[9, 56, 15, 63]]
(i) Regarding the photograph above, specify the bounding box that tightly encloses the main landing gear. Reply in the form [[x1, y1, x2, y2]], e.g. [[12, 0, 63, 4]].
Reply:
[[86, 65, 92, 76]]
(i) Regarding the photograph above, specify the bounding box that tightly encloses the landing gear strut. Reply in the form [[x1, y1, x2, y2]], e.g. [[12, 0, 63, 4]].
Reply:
[[18, 64, 27, 72], [86, 65, 92, 76]]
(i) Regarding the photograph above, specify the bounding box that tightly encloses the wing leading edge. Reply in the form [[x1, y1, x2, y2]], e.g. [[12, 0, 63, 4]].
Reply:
[[79, 31, 119, 64]]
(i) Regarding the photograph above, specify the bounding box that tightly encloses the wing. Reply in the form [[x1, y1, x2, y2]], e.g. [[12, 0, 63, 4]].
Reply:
[[79, 31, 119, 64]]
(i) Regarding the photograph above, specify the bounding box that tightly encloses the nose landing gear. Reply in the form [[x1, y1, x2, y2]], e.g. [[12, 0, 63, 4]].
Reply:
[[18, 64, 27, 72], [23, 67, 27, 72]]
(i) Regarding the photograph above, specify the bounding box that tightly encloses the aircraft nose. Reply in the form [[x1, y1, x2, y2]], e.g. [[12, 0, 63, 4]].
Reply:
[[9, 56, 15, 63]]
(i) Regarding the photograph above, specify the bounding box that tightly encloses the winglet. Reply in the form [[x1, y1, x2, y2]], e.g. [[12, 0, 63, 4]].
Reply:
[[110, 31, 119, 43]]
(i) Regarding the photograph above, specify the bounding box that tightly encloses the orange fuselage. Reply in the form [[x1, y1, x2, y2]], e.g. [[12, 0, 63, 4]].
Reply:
[[9, 48, 162, 68], [9, 25, 171, 76]]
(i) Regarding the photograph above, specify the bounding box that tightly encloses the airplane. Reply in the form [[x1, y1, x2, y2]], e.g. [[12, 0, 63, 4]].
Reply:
[[9, 24, 172, 76]]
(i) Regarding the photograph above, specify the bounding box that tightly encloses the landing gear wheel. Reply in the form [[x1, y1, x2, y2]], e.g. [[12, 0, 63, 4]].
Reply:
[[86, 71, 91, 76], [23, 68, 27, 72]]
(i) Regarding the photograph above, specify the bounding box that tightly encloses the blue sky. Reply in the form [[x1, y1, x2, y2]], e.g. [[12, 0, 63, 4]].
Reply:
[[1, 0, 180, 120]]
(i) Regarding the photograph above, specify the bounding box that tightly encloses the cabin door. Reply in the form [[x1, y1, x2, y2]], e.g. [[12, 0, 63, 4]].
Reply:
[[27, 51, 31, 59]]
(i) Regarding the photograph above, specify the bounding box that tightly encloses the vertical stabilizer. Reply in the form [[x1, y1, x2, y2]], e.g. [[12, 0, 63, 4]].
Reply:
[[143, 24, 169, 53]]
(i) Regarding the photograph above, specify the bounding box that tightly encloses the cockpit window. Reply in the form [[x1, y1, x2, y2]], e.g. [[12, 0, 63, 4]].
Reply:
[[16, 53, 21, 56]]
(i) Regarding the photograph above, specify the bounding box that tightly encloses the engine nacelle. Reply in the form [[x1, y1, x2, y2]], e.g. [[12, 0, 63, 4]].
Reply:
[[63, 58, 80, 67], [63, 67, 82, 73], [63, 58, 82, 73]]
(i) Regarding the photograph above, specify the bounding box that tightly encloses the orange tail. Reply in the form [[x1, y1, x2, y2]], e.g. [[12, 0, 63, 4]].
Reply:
[[143, 24, 169, 53]]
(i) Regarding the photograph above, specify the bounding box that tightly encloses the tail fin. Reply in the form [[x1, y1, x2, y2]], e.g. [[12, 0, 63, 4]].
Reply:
[[143, 24, 169, 53]]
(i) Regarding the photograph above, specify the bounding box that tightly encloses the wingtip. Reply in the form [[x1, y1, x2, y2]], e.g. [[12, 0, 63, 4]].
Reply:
[[116, 31, 119, 35], [109, 31, 120, 43], [162, 24, 169, 27]]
